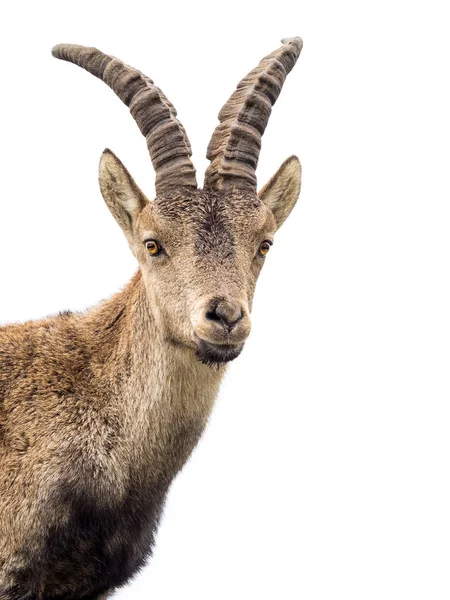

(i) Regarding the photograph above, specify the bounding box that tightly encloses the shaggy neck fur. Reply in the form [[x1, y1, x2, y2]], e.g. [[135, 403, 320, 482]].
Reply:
[[0, 270, 225, 598], [79, 269, 225, 490]]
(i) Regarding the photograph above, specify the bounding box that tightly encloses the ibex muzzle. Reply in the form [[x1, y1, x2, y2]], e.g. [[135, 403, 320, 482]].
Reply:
[[191, 294, 251, 362]]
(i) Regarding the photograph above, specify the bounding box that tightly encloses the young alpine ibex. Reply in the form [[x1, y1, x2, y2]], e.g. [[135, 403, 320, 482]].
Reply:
[[0, 37, 303, 599]]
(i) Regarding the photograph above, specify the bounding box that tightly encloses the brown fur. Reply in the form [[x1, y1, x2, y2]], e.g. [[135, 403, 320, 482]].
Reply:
[[0, 48, 302, 600], [0, 271, 223, 598]]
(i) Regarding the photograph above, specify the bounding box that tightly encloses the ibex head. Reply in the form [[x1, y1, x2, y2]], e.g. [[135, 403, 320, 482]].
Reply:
[[52, 39, 302, 365]]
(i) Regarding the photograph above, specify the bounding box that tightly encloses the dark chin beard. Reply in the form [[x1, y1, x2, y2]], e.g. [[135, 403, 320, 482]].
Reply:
[[195, 339, 244, 367]]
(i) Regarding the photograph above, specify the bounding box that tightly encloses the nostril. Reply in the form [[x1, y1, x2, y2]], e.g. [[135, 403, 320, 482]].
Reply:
[[232, 310, 245, 325], [203, 299, 246, 331], [212, 305, 244, 330], [206, 309, 222, 323]]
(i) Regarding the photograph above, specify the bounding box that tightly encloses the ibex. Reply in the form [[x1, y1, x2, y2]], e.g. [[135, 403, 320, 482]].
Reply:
[[0, 37, 303, 599]]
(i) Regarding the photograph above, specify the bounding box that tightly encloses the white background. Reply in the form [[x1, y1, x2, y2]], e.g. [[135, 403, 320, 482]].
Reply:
[[1, 1, 449, 598]]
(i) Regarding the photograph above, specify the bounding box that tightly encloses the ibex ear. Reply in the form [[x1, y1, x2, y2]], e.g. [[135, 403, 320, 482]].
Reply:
[[99, 149, 148, 242], [258, 156, 301, 230]]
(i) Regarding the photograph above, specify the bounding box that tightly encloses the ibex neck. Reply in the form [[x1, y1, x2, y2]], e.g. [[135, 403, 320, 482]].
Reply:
[[82, 269, 225, 482]]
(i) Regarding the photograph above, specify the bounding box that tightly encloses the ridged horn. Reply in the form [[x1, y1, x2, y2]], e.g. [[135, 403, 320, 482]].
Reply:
[[52, 44, 197, 194], [204, 37, 302, 192]]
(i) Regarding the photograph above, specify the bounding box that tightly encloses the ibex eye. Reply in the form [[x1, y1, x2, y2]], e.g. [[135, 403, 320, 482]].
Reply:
[[259, 240, 273, 257], [144, 240, 162, 256]]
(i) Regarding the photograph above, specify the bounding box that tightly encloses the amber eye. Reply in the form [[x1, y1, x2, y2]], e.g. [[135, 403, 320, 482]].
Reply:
[[144, 240, 162, 256], [259, 240, 273, 257]]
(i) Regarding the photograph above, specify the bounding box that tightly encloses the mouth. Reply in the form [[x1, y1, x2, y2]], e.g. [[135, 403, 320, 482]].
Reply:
[[195, 337, 244, 366]]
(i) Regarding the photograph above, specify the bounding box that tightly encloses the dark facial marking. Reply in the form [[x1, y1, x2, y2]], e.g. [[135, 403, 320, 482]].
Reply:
[[153, 189, 266, 264], [195, 336, 243, 366], [193, 195, 236, 261]]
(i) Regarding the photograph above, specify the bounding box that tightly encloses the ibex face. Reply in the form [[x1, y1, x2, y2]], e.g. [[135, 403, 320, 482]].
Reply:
[[53, 38, 302, 365], [99, 153, 300, 365], [136, 190, 260, 365]]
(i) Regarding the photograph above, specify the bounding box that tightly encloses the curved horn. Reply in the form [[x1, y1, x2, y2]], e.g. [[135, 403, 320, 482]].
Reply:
[[52, 44, 197, 194], [204, 37, 302, 192]]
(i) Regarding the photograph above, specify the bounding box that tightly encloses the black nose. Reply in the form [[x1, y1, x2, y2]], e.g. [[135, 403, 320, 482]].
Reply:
[[206, 299, 244, 331]]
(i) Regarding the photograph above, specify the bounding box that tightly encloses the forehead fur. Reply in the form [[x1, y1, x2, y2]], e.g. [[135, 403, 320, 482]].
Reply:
[[137, 188, 275, 246], [154, 188, 266, 220]]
